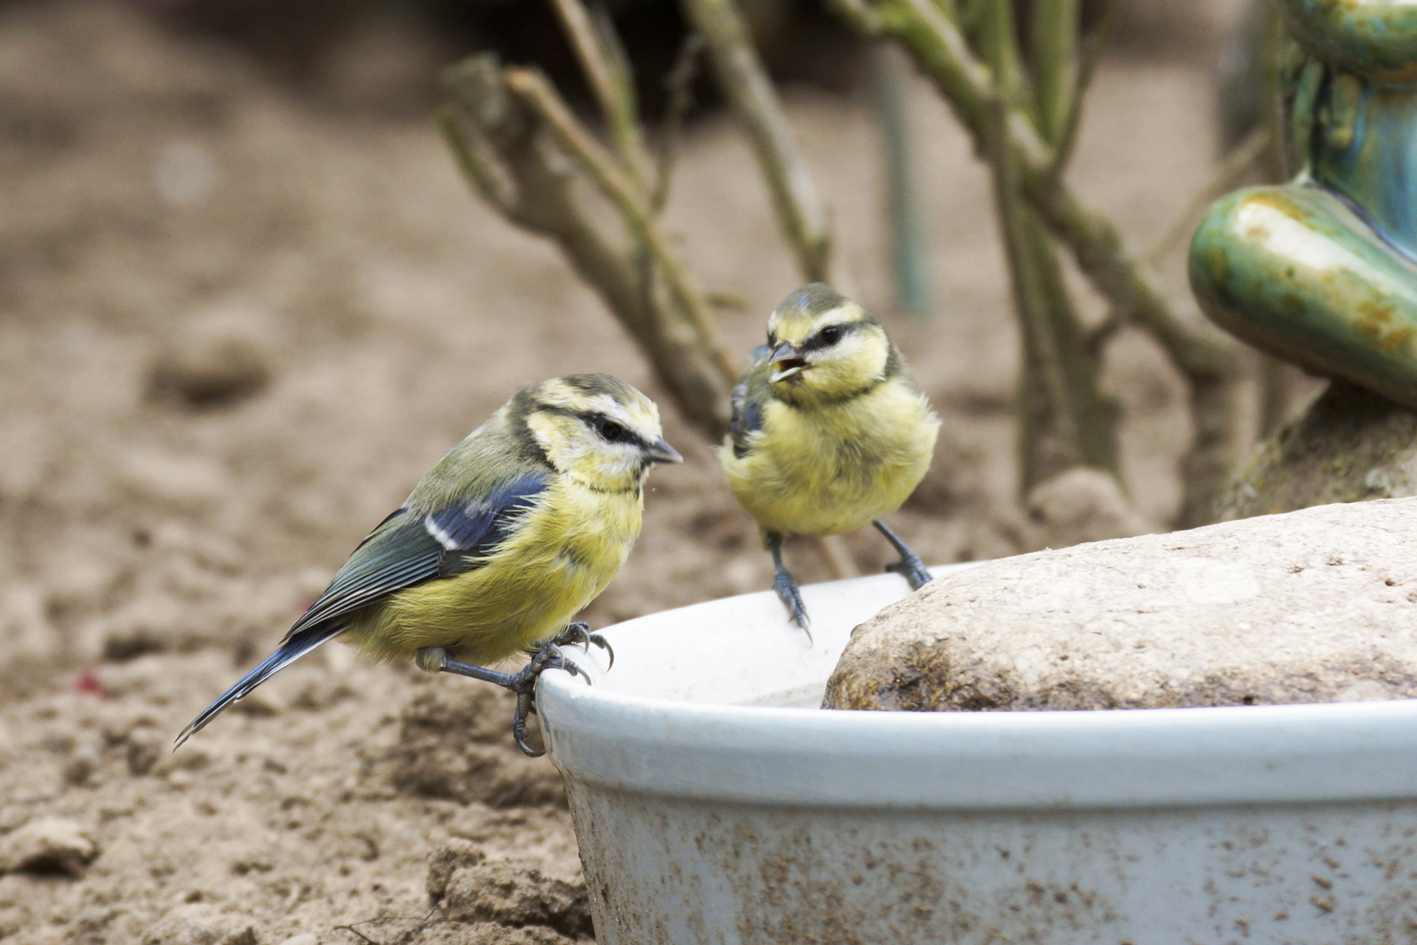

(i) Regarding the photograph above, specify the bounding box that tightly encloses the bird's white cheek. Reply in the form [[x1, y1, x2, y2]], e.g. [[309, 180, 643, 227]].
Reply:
[[588, 448, 643, 484], [612, 452, 643, 481], [818, 339, 883, 388]]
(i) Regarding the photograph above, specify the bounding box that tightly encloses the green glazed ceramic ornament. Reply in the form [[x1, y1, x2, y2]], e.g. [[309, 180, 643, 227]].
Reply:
[[1191, 0, 1417, 409]]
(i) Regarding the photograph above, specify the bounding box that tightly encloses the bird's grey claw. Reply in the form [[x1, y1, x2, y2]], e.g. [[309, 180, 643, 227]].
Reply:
[[552, 624, 590, 648], [587, 632, 614, 669], [886, 555, 933, 591], [503, 640, 596, 757], [766, 533, 811, 640], [551, 622, 614, 670], [873, 520, 932, 591], [511, 689, 543, 757], [546, 651, 591, 686], [772, 571, 812, 636], [433, 641, 581, 756]]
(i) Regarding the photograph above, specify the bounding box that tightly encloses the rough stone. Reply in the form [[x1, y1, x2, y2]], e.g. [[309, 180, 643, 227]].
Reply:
[[427, 837, 486, 904], [0, 817, 99, 876], [441, 861, 593, 940], [146, 302, 275, 409], [825, 496, 1417, 712], [143, 907, 258, 945], [1220, 380, 1417, 521]]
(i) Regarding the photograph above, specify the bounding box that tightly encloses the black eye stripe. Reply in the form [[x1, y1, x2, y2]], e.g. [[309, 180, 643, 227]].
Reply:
[[581, 411, 647, 447], [535, 404, 649, 448], [801, 321, 865, 352]]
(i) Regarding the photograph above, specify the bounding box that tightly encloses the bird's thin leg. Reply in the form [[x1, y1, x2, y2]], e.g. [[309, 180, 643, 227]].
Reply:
[[768, 532, 812, 638], [873, 519, 932, 590], [415, 644, 586, 757], [533, 621, 615, 670]]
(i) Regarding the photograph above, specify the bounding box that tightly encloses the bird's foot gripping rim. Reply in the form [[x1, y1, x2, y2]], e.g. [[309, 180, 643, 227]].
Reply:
[[772, 570, 812, 637], [873, 519, 933, 591], [548, 621, 614, 669], [885, 554, 933, 591], [419, 643, 588, 757]]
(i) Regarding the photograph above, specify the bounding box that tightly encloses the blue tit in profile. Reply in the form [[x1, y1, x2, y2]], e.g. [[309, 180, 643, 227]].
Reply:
[[719, 284, 940, 631], [176, 374, 681, 755]]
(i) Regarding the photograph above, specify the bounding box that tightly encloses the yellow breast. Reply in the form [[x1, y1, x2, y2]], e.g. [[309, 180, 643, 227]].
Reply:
[[721, 379, 938, 536], [348, 479, 643, 665]]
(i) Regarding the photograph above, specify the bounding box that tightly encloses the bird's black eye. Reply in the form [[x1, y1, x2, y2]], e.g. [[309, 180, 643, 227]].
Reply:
[[597, 418, 628, 443], [819, 325, 843, 346]]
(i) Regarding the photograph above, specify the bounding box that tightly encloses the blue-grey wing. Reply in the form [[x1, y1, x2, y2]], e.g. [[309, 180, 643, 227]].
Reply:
[[177, 472, 550, 747], [284, 472, 550, 640], [420, 474, 547, 564], [728, 369, 767, 460]]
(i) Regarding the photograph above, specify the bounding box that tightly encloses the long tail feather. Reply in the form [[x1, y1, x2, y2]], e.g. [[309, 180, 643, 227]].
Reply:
[[173, 625, 344, 750]]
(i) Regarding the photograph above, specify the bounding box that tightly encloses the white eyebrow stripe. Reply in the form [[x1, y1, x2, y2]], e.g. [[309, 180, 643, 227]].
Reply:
[[580, 393, 628, 421]]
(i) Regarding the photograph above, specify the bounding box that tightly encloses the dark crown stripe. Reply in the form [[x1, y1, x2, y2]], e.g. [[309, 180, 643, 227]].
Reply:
[[779, 282, 848, 317], [559, 373, 637, 401]]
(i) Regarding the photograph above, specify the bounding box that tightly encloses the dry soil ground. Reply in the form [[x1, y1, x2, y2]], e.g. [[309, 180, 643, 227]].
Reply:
[[0, 2, 1247, 941]]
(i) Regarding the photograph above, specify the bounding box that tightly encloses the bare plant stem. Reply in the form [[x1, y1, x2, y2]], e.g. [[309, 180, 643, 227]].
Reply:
[[548, 0, 647, 180], [435, 0, 843, 458], [679, 0, 833, 283], [439, 56, 736, 439], [871, 44, 932, 316], [1049, 0, 1119, 172], [979, 0, 1113, 487], [652, 33, 706, 215], [832, 0, 1252, 523], [503, 69, 738, 385], [1030, 0, 1079, 146]]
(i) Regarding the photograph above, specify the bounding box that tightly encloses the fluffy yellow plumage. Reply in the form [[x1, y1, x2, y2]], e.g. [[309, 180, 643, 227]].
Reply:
[[178, 374, 680, 755], [350, 377, 662, 665], [720, 284, 940, 629]]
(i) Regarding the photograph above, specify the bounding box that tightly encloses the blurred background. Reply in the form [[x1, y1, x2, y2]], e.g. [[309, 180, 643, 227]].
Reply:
[[0, 1, 1269, 941]]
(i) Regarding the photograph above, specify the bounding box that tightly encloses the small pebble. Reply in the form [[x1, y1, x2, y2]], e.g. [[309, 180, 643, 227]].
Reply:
[[147, 304, 275, 409], [0, 817, 99, 876]]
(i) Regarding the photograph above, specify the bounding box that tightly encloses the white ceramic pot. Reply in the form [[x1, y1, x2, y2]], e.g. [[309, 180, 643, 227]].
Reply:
[[538, 565, 1417, 944]]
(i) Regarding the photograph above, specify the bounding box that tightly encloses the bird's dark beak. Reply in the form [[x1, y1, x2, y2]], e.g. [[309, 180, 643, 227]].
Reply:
[[645, 437, 683, 464], [769, 341, 808, 383]]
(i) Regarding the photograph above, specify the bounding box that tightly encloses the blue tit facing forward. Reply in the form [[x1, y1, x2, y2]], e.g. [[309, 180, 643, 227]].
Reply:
[[719, 284, 940, 630], [176, 374, 681, 755]]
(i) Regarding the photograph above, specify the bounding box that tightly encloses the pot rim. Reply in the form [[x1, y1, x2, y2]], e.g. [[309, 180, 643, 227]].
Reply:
[[542, 675, 1417, 809], [538, 569, 1417, 811]]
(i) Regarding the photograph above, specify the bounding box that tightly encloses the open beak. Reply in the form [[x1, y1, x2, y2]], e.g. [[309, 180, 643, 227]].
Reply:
[[769, 341, 808, 383], [644, 438, 683, 464]]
